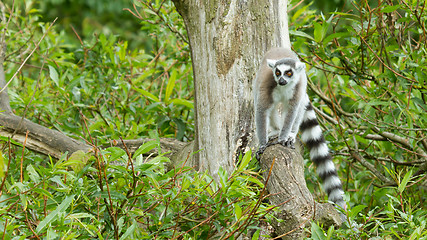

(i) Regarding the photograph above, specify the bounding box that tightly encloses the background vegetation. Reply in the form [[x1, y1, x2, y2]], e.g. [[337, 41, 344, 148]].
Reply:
[[0, 0, 426, 239]]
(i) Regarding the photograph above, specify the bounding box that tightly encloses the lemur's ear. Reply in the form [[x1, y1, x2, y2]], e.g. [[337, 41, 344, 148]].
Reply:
[[266, 59, 277, 69], [295, 61, 306, 71]]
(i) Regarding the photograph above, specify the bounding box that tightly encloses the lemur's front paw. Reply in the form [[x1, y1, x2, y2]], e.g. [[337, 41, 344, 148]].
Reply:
[[256, 142, 276, 159], [255, 145, 267, 160], [278, 137, 295, 149]]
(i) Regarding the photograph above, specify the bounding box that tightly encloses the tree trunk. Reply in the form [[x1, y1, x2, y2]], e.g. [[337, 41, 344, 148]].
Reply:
[[0, 34, 12, 114], [260, 144, 342, 239], [172, 0, 290, 177], [1, 1, 343, 237], [172, 1, 342, 238]]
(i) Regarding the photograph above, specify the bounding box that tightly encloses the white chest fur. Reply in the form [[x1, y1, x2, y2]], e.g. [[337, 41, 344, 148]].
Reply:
[[272, 82, 296, 105]]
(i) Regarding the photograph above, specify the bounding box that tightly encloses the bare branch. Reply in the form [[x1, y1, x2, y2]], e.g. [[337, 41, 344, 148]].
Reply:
[[0, 111, 194, 168], [349, 149, 394, 185], [0, 18, 57, 94], [0, 113, 92, 158]]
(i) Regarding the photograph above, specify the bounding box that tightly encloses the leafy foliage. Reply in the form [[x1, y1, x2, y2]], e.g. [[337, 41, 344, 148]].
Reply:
[[289, 0, 427, 238], [1, 0, 426, 239], [0, 0, 272, 238], [2, 0, 193, 142], [0, 138, 269, 238]]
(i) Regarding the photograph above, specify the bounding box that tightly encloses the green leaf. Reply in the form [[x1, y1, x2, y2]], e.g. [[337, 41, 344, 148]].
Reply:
[[237, 151, 252, 172], [66, 213, 94, 219], [147, 156, 170, 165], [36, 195, 75, 233], [408, 226, 422, 240], [349, 205, 367, 219], [172, 118, 186, 140], [32, 188, 54, 199], [251, 229, 260, 240], [0, 150, 5, 178], [289, 30, 314, 41], [181, 176, 191, 190], [94, 191, 126, 200], [27, 165, 40, 183], [218, 167, 228, 191], [106, 147, 127, 162], [398, 170, 412, 193], [244, 176, 264, 188], [133, 140, 158, 158], [326, 225, 335, 239], [120, 221, 137, 240], [381, 5, 400, 13], [164, 70, 177, 104], [135, 163, 156, 172], [48, 65, 59, 87], [313, 22, 323, 42], [323, 32, 349, 47], [133, 87, 160, 102], [170, 98, 194, 109], [234, 203, 242, 220], [330, 11, 358, 19], [291, 3, 312, 21], [115, 177, 126, 190], [47, 228, 59, 240], [20, 194, 28, 211], [67, 150, 90, 172], [0, 136, 21, 146], [311, 222, 326, 240], [66, 215, 97, 237]]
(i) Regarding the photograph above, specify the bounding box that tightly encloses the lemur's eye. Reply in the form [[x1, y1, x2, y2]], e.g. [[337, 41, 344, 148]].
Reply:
[[275, 70, 281, 76], [285, 70, 293, 77]]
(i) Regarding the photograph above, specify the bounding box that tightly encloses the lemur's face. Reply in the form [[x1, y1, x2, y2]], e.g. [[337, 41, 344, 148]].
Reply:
[[266, 58, 305, 86], [273, 64, 294, 86]]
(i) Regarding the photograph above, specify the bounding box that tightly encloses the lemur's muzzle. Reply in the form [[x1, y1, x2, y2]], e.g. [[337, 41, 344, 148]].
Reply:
[[278, 78, 287, 86]]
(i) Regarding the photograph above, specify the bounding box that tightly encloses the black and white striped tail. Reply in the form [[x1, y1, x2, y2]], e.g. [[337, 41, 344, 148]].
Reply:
[[300, 103, 346, 210]]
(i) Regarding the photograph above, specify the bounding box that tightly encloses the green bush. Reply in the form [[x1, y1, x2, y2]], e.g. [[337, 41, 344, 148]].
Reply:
[[1, 0, 426, 239], [0, 138, 270, 238], [2, 0, 193, 142], [289, 0, 427, 238]]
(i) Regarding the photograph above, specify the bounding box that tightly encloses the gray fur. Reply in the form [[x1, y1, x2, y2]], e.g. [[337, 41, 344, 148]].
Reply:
[[272, 58, 298, 69], [254, 47, 346, 217], [254, 48, 307, 147]]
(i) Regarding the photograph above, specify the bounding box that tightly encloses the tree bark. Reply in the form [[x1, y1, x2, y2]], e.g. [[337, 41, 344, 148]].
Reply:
[[0, 112, 192, 162], [173, 0, 290, 177], [1, 1, 343, 237], [260, 144, 342, 239], [0, 32, 12, 114], [0, 113, 92, 158], [172, 0, 342, 237]]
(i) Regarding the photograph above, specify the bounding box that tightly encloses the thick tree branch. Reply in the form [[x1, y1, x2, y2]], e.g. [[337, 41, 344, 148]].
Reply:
[[0, 111, 194, 164], [259, 144, 342, 240], [0, 113, 92, 158], [109, 138, 195, 170], [1, 31, 191, 162], [110, 138, 186, 156]]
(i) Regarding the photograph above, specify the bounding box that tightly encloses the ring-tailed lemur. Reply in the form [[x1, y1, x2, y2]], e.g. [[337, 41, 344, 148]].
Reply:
[[254, 47, 346, 212]]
